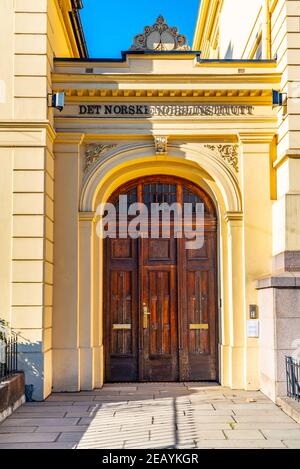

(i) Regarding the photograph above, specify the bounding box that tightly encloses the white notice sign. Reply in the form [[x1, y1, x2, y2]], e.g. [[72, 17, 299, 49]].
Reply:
[[247, 320, 259, 338]]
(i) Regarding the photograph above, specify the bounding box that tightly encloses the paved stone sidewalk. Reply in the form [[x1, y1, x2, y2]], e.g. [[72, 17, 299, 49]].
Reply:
[[0, 383, 300, 449]]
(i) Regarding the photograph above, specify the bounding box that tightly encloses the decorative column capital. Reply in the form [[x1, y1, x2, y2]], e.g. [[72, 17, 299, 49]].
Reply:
[[224, 211, 244, 223], [55, 132, 85, 145], [79, 211, 97, 223], [238, 133, 275, 145]]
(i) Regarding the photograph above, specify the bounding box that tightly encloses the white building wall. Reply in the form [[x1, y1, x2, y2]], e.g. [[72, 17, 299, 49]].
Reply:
[[219, 0, 263, 58]]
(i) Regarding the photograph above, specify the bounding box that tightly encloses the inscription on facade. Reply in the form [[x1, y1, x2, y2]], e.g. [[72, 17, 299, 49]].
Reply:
[[78, 104, 254, 117]]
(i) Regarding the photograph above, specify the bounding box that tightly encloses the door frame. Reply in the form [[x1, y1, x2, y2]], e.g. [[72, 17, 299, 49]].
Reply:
[[103, 175, 219, 383]]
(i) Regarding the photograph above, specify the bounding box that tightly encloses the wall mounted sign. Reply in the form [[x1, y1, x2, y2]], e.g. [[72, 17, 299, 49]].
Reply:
[[78, 103, 254, 117], [247, 320, 260, 338]]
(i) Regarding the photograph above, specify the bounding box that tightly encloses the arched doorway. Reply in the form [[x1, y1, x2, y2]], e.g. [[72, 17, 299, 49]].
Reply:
[[103, 175, 218, 383]]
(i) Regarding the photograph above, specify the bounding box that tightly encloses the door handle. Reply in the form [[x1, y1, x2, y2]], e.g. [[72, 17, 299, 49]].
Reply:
[[143, 303, 150, 329]]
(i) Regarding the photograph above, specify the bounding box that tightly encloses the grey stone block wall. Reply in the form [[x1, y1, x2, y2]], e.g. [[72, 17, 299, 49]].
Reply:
[[257, 274, 300, 402]]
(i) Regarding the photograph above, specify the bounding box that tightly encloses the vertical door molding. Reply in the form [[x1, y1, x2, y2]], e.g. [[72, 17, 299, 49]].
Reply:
[[224, 211, 246, 389], [79, 211, 97, 389]]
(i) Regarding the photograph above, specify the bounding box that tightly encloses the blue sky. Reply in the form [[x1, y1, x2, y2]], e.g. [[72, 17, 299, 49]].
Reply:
[[80, 0, 200, 58]]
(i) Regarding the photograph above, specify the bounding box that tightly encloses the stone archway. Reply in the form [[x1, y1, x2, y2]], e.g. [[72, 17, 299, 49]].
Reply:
[[77, 144, 244, 390]]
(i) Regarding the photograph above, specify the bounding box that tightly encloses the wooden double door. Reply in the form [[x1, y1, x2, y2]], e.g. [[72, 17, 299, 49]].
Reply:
[[104, 176, 218, 382]]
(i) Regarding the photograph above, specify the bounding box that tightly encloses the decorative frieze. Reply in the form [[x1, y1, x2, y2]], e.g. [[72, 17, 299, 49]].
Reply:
[[205, 144, 239, 172], [154, 136, 168, 154], [84, 144, 118, 173]]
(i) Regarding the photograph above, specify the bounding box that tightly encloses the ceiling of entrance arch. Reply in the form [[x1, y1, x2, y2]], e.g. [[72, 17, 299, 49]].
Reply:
[[80, 0, 200, 58]]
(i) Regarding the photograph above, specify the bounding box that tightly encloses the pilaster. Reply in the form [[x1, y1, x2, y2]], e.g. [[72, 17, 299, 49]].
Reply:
[[52, 133, 84, 392], [78, 211, 97, 390], [239, 133, 274, 390], [224, 211, 245, 389]]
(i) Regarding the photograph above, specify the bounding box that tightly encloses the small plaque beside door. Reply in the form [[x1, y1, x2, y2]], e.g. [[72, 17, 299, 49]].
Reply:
[[189, 324, 209, 330], [247, 320, 259, 338], [113, 324, 132, 330]]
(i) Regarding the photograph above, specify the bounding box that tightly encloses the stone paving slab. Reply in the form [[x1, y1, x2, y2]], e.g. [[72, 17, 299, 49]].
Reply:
[[283, 440, 300, 449], [15, 405, 90, 413], [230, 422, 300, 430], [57, 432, 86, 442], [233, 415, 292, 423], [1, 417, 80, 426], [223, 429, 264, 440], [196, 440, 286, 449], [0, 426, 37, 433], [10, 411, 68, 418], [0, 443, 76, 449], [0, 433, 59, 443], [0, 383, 300, 449], [261, 429, 300, 440], [34, 425, 89, 433]]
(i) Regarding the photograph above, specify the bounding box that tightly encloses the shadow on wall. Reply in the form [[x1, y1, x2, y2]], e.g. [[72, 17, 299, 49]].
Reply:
[[15, 333, 43, 402], [224, 41, 234, 59]]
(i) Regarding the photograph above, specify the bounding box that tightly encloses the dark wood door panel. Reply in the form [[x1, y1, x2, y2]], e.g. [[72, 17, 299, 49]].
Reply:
[[187, 270, 209, 354], [110, 271, 134, 355], [142, 267, 178, 381], [104, 176, 218, 384], [184, 232, 218, 381], [110, 238, 134, 259], [143, 237, 177, 264], [188, 355, 218, 381], [105, 238, 138, 382]]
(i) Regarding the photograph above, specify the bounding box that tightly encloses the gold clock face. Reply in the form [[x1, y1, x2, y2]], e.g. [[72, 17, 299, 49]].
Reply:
[[146, 31, 161, 50]]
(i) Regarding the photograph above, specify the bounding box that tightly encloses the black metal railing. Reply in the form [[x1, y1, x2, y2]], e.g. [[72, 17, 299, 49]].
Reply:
[[0, 325, 18, 382], [286, 356, 300, 401]]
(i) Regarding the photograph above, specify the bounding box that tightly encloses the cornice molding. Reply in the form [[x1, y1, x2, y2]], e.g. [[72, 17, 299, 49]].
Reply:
[[52, 71, 280, 84], [0, 121, 56, 146], [273, 150, 300, 170], [58, 88, 274, 100], [238, 132, 276, 144]]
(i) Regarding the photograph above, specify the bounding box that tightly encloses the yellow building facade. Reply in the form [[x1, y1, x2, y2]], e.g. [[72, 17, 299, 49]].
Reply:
[[0, 0, 299, 402]]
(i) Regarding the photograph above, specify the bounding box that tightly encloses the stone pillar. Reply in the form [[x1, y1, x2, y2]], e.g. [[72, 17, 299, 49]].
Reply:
[[257, 275, 300, 402], [239, 134, 274, 390], [78, 212, 96, 390], [11, 141, 54, 401], [52, 134, 83, 392]]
